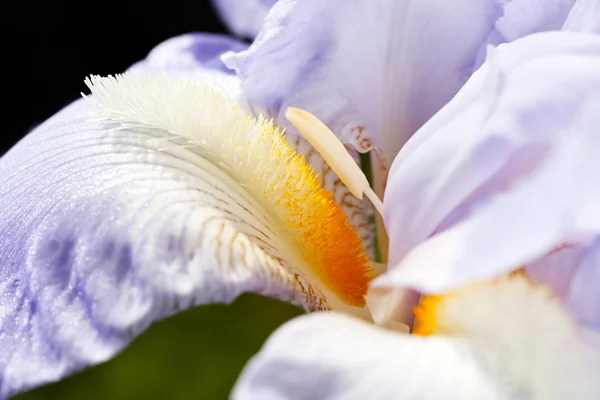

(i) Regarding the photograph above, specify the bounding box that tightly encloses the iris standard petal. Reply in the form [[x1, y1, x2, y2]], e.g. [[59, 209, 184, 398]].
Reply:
[[222, 0, 505, 164], [129, 33, 248, 74], [471, 0, 575, 70], [0, 74, 373, 397], [212, 0, 277, 38], [232, 313, 506, 400], [0, 98, 298, 398], [380, 32, 600, 293]]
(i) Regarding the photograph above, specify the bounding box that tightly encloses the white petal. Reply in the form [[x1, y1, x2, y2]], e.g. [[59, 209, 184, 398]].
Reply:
[[425, 274, 600, 399], [233, 313, 506, 400], [379, 32, 600, 293]]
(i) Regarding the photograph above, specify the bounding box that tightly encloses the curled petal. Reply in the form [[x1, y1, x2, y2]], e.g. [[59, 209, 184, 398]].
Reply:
[[232, 313, 505, 399], [472, 0, 575, 70], [0, 73, 373, 396], [212, 0, 277, 38], [129, 33, 248, 74], [379, 32, 600, 293], [223, 0, 506, 163], [0, 97, 301, 397]]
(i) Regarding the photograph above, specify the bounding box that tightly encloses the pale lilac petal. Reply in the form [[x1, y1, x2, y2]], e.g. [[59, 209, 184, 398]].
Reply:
[[527, 241, 600, 331], [378, 32, 600, 293], [223, 0, 506, 163], [232, 313, 505, 399], [562, 0, 600, 33], [212, 0, 277, 38], [129, 33, 248, 74], [472, 0, 575, 70], [0, 87, 311, 397]]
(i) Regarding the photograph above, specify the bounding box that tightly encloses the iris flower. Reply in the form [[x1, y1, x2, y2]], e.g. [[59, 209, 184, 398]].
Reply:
[[2, 0, 600, 399]]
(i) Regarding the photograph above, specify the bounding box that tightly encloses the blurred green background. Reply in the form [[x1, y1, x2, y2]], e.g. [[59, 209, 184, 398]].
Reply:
[[14, 295, 302, 400]]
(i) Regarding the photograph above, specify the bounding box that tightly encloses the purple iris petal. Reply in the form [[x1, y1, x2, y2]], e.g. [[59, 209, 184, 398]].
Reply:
[[471, 0, 575, 70], [1, 32, 252, 395], [212, 0, 277, 38], [0, 91, 300, 397], [222, 0, 578, 164], [526, 242, 600, 331], [232, 313, 504, 399], [377, 32, 600, 333], [130, 33, 248, 74]]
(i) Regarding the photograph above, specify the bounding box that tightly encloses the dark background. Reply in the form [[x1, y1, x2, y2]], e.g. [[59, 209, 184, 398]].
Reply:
[[2, 1, 302, 399], [2, 0, 229, 155]]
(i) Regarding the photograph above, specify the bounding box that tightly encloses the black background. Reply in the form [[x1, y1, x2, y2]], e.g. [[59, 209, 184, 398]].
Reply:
[[2, 0, 228, 156]]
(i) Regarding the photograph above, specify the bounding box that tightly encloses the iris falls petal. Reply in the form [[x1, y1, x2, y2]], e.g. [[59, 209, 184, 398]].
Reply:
[[224, 0, 519, 164], [234, 273, 600, 399], [0, 74, 373, 397]]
